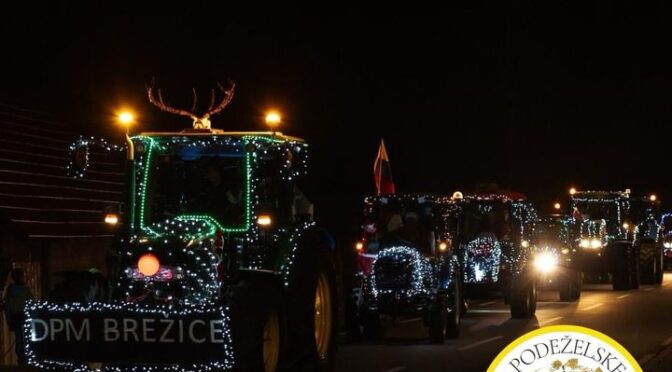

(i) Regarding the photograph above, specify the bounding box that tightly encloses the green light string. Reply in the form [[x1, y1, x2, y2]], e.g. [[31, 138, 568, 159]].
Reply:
[[136, 137, 253, 237], [137, 136, 155, 232]]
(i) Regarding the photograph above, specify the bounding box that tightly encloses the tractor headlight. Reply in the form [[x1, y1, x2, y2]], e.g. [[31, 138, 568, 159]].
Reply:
[[534, 252, 558, 274], [590, 239, 602, 249], [579, 239, 590, 248]]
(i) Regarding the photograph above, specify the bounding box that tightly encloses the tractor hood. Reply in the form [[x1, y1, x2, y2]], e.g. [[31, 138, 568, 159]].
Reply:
[[118, 218, 223, 306]]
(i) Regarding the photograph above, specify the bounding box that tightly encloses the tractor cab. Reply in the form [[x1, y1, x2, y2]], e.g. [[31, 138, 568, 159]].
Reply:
[[356, 194, 456, 276]]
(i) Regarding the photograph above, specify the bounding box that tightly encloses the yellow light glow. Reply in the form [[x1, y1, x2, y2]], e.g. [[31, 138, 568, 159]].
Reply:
[[580, 239, 590, 248], [561, 248, 570, 255], [452, 191, 464, 200], [117, 111, 135, 126], [554, 202, 561, 210], [569, 187, 577, 195], [265, 111, 281, 128], [257, 214, 272, 226], [104, 213, 119, 225], [590, 239, 602, 249], [138, 253, 160, 277], [355, 241, 364, 251], [534, 252, 558, 274], [650, 194, 657, 202], [521, 240, 530, 248], [439, 242, 448, 251], [622, 223, 630, 230]]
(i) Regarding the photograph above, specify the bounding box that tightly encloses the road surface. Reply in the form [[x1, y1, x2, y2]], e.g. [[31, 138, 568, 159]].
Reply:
[[3, 275, 672, 371], [335, 273, 672, 372]]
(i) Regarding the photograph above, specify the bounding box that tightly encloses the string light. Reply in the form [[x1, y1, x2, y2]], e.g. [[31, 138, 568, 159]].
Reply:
[[24, 301, 234, 371], [463, 236, 502, 283], [66, 136, 125, 178], [366, 246, 436, 301]]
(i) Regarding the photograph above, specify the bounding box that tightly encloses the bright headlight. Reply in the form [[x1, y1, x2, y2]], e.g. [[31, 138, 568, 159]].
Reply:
[[664, 242, 672, 249], [534, 252, 558, 274], [579, 239, 590, 248], [590, 239, 602, 249]]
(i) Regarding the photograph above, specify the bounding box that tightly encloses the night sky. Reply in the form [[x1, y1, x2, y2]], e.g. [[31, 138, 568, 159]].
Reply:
[[2, 1, 672, 238]]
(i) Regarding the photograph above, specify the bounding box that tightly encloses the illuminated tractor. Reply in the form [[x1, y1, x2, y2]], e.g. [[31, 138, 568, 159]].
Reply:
[[352, 194, 462, 343], [532, 213, 583, 302], [570, 189, 663, 290], [25, 81, 337, 372], [452, 191, 538, 318]]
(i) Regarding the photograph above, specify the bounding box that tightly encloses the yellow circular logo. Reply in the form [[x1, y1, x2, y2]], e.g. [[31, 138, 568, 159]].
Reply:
[[488, 325, 641, 372]]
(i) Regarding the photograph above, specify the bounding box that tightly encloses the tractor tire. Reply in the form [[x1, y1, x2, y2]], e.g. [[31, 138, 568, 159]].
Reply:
[[559, 270, 582, 302], [229, 278, 285, 372], [655, 249, 664, 285], [283, 239, 337, 371], [639, 241, 660, 284], [428, 277, 461, 343], [360, 308, 382, 341], [611, 242, 632, 291], [510, 275, 537, 318]]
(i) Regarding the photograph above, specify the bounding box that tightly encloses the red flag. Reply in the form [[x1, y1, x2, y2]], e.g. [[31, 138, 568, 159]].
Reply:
[[374, 139, 395, 195]]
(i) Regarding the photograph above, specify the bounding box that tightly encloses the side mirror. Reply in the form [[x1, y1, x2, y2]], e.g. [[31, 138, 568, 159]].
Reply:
[[68, 141, 90, 178], [66, 136, 125, 178]]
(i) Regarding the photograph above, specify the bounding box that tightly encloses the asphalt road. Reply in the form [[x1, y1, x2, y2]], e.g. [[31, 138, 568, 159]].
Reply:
[[4, 275, 672, 372], [334, 273, 672, 372]]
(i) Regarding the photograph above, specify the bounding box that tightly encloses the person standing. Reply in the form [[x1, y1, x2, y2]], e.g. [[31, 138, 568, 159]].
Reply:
[[2, 268, 33, 365]]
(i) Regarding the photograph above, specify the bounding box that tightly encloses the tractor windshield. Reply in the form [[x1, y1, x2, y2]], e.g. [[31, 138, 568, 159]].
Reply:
[[144, 142, 247, 228], [460, 201, 509, 241], [363, 197, 437, 254], [573, 200, 618, 221], [535, 222, 566, 247]]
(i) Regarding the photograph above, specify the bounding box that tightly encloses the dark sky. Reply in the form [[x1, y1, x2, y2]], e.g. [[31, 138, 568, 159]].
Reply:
[[2, 1, 672, 236]]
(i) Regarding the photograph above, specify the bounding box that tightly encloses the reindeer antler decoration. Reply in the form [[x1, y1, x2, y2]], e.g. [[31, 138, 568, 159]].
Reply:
[[146, 78, 235, 130]]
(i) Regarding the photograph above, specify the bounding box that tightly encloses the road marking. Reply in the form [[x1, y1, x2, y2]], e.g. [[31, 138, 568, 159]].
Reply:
[[581, 303, 603, 311], [644, 287, 654, 292], [638, 353, 655, 365], [398, 317, 422, 324], [469, 309, 511, 314], [458, 336, 504, 351], [468, 317, 510, 333], [479, 301, 497, 306], [381, 367, 407, 372], [662, 336, 672, 346], [540, 316, 563, 326], [617, 294, 630, 299]]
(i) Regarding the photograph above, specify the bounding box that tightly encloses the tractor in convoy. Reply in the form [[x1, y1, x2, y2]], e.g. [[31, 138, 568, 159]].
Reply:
[[352, 194, 462, 343], [451, 190, 539, 318], [532, 212, 583, 301], [570, 189, 663, 290], [25, 81, 337, 372]]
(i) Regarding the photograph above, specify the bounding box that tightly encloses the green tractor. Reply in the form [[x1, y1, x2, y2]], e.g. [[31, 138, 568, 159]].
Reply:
[[25, 81, 337, 372], [570, 189, 663, 290]]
